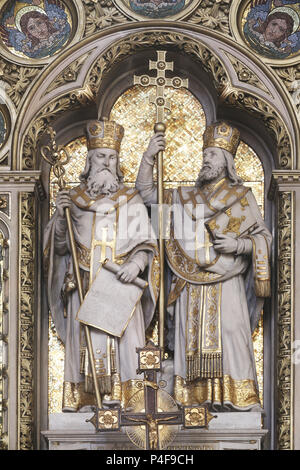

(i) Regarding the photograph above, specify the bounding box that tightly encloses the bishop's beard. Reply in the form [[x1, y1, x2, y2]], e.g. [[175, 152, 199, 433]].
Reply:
[[195, 162, 226, 187], [86, 167, 120, 198]]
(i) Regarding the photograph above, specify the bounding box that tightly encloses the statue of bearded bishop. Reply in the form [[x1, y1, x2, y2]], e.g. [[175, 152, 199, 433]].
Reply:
[[44, 119, 159, 411], [136, 121, 272, 412]]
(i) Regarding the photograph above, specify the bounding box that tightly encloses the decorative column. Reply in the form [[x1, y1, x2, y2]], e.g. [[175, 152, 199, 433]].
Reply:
[[18, 191, 36, 450], [270, 171, 300, 450], [0, 172, 41, 450]]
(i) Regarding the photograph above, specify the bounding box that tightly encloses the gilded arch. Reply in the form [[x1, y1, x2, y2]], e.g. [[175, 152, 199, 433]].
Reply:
[[10, 22, 299, 172]]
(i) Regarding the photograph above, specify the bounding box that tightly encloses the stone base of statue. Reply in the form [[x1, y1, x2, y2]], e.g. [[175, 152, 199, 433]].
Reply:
[[42, 412, 267, 450]]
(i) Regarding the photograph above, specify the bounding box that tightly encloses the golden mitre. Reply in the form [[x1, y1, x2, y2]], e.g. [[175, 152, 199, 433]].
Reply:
[[203, 122, 240, 156], [86, 119, 124, 153]]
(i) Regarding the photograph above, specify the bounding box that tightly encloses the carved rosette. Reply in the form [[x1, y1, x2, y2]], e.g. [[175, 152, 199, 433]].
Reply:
[[18, 193, 35, 450], [277, 192, 294, 450]]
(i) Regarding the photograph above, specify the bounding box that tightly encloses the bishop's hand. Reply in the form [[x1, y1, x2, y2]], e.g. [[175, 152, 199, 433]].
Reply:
[[213, 233, 238, 254], [143, 132, 166, 165], [116, 261, 140, 283], [56, 190, 71, 218]]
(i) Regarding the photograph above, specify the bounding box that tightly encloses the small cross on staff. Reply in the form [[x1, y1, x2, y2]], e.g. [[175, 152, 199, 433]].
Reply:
[[91, 343, 216, 450], [134, 51, 189, 354]]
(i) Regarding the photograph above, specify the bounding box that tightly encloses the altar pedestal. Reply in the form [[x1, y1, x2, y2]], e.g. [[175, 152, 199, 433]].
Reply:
[[42, 412, 267, 450]]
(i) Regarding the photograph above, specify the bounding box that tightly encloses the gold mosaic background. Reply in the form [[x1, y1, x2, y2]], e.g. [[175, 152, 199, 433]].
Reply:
[[49, 85, 264, 413]]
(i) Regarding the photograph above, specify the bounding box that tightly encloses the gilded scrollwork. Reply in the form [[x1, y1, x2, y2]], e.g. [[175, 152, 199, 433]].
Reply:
[[23, 97, 79, 169], [21, 30, 293, 171], [83, 0, 129, 37], [220, 89, 291, 169], [0, 59, 41, 109], [277, 191, 293, 450], [275, 65, 300, 119], [18, 193, 35, 450], [21, 31, 228, 169], [187, 0, 231, 35]]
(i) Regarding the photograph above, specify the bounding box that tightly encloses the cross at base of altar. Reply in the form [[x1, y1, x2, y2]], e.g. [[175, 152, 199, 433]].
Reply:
[[42, 412, 267, 450], [42, 345, 268, 450]]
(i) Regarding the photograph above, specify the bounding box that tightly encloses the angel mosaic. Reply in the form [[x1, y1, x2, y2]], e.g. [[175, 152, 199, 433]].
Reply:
[[128, 0, 185, 19], [243, 0, 300, 60], [0, 0, 71, 60]]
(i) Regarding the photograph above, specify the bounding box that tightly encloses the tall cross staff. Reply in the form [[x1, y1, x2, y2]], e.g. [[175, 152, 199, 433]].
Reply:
[[41, 128, 102, 409], [134, 51, 188, 353]]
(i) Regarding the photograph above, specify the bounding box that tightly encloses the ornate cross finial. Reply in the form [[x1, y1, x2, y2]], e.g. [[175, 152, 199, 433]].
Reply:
[[134, 50, 189, 123], [40, 127, 71, 191], [134, 51, 189, 354]]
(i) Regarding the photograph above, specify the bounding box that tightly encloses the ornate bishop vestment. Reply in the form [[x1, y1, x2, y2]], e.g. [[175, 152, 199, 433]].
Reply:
[[44, 183, 159, 410], [164, 177, 272, 409], [137, 169, 271, 410]]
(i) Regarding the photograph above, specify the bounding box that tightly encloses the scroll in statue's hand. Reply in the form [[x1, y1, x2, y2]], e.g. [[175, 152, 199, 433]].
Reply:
[[56, 190, 72, 218], [213, 233, 238, 254], [143, 132, 166, 165], [116, 261, 140, 283]]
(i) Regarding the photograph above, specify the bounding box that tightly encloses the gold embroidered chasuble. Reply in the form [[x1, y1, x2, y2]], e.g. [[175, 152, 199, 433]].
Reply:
[[165, 178, 272, 409], [44, 183, 159, 410]]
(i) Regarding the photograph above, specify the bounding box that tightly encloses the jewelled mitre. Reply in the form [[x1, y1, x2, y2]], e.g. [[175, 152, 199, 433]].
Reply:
[[86, 119, 124, 152], [203, 122, 240, 156]]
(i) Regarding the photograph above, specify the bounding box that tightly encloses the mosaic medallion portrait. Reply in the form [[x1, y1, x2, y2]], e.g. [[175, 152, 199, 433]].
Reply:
[[0, 0, 73, 60], [238, 0, 300, 63], [113, 0, 201, 20]]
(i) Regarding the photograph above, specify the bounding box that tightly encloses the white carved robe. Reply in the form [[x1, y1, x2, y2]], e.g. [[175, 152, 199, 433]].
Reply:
[[136, 171, 272, 410], [44, 183, 159, 411]]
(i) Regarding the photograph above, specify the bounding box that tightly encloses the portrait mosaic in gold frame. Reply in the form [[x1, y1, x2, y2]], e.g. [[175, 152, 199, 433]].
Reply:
[[0, 0, 85, 65], [230, 0, 300, 66], [113, 0, 201, 21]]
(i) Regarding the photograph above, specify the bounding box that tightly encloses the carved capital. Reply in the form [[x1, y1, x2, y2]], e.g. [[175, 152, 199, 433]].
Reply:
[[268, 171, 300, 200]]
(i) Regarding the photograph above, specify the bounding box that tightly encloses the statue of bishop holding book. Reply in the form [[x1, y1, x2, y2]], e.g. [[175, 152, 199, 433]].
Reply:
[[44, 119, 159, 411]]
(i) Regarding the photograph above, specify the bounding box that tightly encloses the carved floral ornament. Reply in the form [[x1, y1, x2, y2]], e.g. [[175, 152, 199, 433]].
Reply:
[[16, 28, 296, 172], [81, 0, 232, 37]]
